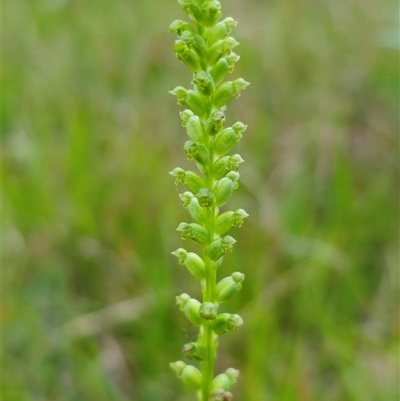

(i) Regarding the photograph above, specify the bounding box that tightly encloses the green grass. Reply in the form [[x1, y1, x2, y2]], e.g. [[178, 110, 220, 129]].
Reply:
[[3, 0, 399, 400]]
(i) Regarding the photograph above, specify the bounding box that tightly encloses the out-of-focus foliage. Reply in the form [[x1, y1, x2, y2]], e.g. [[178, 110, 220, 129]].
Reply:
[[3, 0, 398, 400]]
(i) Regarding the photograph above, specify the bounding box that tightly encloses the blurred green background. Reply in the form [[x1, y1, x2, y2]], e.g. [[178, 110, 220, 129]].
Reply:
[[3, 0, 399, 400]]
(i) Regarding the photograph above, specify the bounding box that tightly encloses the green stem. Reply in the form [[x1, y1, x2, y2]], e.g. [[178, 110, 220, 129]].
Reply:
[[201, 143, 217, 400], [201, 259, 217, 400]]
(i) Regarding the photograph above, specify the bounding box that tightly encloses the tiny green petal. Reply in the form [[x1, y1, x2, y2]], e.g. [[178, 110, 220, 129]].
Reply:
[[206, 108, 226, 136], [169, 20, 196, 36], [232, 208, 249, 227], [193, 70, 215, 97], [180, 31, 207, 61], [226, 52, 241, 71], [184, 141, 210, 173], [179, 191, 194, 208], [177, 0, 203, 23], [176, 222, 191, 241], [180, 109, 194, 125], [196, 187, 216, 207], [225, 170, 240, 185], [173, 40, 202, 72], [199, 302, 218, 320], [209, 389, 233, 401], [170, 86, 188, 105], [202, 0, 222, 27], [182, 342, 208, 361]]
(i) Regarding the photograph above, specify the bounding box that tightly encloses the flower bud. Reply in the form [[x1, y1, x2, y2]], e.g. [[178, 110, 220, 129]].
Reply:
[[170, 167, 186, 186], [177, 0, 203, 22], [206, 108, 225, 136], [212, 368, 239, 391], [172, 248, 206, 279], [193, 70, 215, 97], [186, 91, 209, 119], [214, 211, 235, 235], [170, 360, 202, 390], [173, 40, 201, 72], [184, 252, 206, 280], [213, 154, 244, 180], [169, 168, 206, 193], [214, 177, 235, 206], [170, 86, 188, 105], [185, 114, 204, 142], [176, 293, 203, 326], [184, 141, 210, 168], [209, 53, 240, 87], [179, 191, 194, 208], [226, 52, 241, 71], [210, 58, 230, 88], [214, 122, 247, 156], [207, 17, 238, 47], [232, 208, 249, 227], [169, 87, 208, 118], [212, 313, 243, 335], [208, 235, 236, 261], [169, 20, 196, 36], [214, 209, 248, 235], [202, 1, 222, 27], [180, 30, 208, 60], [199, 302, 218, 320], [182, 341, 207, 361], [187, 197, 205, 223], [213, 78, 250, 109], [177, 0, 192, 9], [209, 389, 233, 401], [230, 170, 242, 186], [180, 109, 194, 125], [177, 222, 209, 245], [179, 192, 205, 223], [215, 272, 245, 302], [208, 37, 240, 66], [196, 188, 216, 207]]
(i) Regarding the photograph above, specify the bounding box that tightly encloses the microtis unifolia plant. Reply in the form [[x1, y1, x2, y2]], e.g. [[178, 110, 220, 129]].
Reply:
[[168, 1, 249, 400]]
